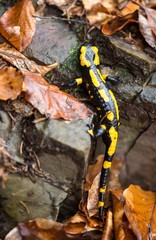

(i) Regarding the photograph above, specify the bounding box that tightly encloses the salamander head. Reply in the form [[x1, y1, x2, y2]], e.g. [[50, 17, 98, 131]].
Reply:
[[80, 45, 100, 67]]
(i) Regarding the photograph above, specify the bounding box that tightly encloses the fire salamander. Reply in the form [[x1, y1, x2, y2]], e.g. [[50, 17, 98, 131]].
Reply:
[[62, 45, 120, 217]]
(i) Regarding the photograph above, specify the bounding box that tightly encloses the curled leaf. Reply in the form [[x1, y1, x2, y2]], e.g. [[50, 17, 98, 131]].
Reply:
[[0, 43, 58, 75], [22, 69, 92, 120], [102, 11, 138, 35], [0, 0, 36, 51]]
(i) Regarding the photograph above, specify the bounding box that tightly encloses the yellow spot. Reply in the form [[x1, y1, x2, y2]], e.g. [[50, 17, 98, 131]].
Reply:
[[96, 107, 101, 111], [98, 201, 104, 207], [98, 89, 109, 102], [101, 124, 106, 130], [103, 161, 112, 169], [108, 126, 118, 156], [88, 129, 94, 136], [107, 111, 114, 121], [100, 187, 106, 193], [75, 78, 83, 85], [80, 46, 91, 67], [102, 74, 108, 82], [90, 95, 93, 98], [89, 69, 100, 87], [91, 46, 100, 65], [109, 90, 119, 121], [91, 46, 98, 53], [97, 69, 105, 82]]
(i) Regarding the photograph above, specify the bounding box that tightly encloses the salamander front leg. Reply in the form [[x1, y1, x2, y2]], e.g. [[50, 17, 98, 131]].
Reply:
[[60, 78, 83, 90], [88, 124, 107, 138], [102, 74, 121, 85]]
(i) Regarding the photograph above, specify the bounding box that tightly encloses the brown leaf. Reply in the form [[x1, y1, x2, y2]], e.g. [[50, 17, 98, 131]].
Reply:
[[139, 9, 156, 49], [82, 155, 103, 217], [0, 43, 58, 75], [0, 0, 36, 51], [0, 66, 24, 100], [18, 218, 68, 240], [112, 194, 125, 240], [144, 7, 156, 36], [82, 0, 116, 12], [102, 11, 138, 35], [63, 222, 86, 235], [102, 209, 113, 240], [22, 69, 92, 120], [123, 185, 156, 240], [84, 155, 103, 191], [87, 172, 100, 217], [120, 1, 140, 15], [18, 218, 101, 240], [82, 0, 116, 26]]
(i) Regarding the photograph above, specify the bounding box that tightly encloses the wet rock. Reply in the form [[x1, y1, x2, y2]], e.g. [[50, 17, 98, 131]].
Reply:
[[102, 35, 156, 79], [24, 18, 80, 83], [21, 117, 92, 219], [35, 118, 92, 189], [0, 173, 67, 230], [0, 111, 23, 163], [24, 18, 78, 65], [0, 110, 92, 237], [119, 121, 156, 191]]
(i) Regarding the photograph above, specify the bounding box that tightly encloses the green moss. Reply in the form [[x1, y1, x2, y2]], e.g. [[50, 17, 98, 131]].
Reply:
[[60, 44, 80, 71]]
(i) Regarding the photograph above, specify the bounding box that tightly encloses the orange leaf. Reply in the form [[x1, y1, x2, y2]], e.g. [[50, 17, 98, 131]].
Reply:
[[0, 0, 36, 51], [121, 1, 140, 16], [0, 43, 58, 75], [0, 66, 24, 100], [102, 11, 138, 35], [22, 69, 92, 120], [123, 185, 156, 240], [18, 218, 66, 240]]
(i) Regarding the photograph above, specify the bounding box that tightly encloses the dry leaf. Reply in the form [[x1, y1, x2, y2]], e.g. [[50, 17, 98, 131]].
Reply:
[[18, 218, 67, 240], [5, 227, 22, 240], [0, 66, 24, 100], [87, 172, 100, 217], [82, 0, 116, 12], [102, 209, 113, 240], [84, 155, 103, 191], [102, 11, 138, 35], [22, 69, 92, 120], [120, 1, 140, 15], [82, 0, 116, 26], [18, 218, 102, 240], [0, 0, 36, 51], [82, 155, 103, 217], [0, 43, 58, 75], [123, 185, 156, 240], [45, 0, 82, 16], [144, 7, 156, 36], [139, 9, 156, 50], [63, 222, 86, 235]]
